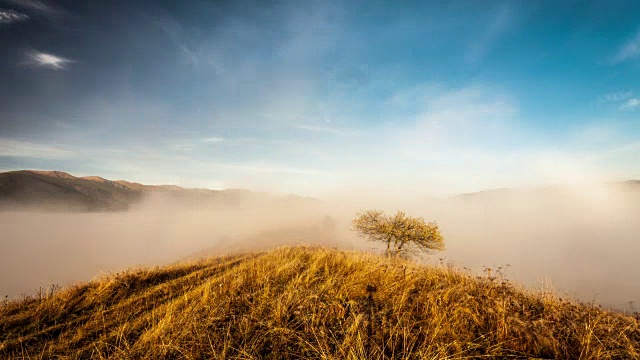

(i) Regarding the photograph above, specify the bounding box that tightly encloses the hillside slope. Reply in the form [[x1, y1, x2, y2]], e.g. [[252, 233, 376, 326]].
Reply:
[[1, 247, 638, 359]]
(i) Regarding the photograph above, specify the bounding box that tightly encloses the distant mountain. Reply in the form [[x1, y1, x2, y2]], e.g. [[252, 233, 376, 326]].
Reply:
[[622, 180, 640, 187], [455, 181, 640, 202], [0, 171, 142, 211], [0, 170, 316, 212], [81, 176, 131, 190]]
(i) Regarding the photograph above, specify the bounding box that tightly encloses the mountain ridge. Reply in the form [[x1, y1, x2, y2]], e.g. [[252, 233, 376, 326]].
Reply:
[[2, 169, 637, 211], [0, 170, 316, 211]]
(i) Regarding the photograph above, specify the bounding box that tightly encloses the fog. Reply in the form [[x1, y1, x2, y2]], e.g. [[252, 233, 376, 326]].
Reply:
[[1, 183, 639, 311]]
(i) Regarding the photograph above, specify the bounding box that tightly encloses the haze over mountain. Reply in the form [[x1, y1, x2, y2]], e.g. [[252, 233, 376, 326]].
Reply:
[[0, 170, 316, 211]]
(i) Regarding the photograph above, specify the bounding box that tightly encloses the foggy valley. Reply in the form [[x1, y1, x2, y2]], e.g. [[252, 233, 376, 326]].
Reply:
[[2, 180, 639, 311]]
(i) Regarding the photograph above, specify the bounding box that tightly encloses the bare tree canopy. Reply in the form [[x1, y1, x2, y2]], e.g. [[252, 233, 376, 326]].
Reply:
[[352, 210, 444, 258]]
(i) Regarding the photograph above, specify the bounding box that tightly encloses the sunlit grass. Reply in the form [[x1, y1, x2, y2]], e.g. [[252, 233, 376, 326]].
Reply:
[[1, 246, 638, 359]]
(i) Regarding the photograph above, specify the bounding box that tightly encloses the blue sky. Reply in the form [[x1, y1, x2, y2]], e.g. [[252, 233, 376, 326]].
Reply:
[[0, 0, 639, 196]]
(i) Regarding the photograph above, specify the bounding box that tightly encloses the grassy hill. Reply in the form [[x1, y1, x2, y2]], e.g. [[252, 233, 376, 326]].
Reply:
[[1, 247, 638, 359]]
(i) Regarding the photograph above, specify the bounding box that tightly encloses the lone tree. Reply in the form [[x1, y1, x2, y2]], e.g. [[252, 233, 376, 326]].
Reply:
[[352, 210, 444, 258]]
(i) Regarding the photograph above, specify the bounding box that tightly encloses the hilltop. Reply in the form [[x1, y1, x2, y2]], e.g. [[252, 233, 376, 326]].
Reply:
[[0, 170, 316, 211], [1, 247, 638, 359]]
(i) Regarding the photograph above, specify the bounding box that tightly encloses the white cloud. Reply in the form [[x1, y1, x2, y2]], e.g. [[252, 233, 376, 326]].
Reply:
[[2, 0, 61, 18], [0, 138, 73, 159], [215, 163, 327, 176], [620, 98, 640, 110], [599, 91, 633, 103], [203, 137, 225, 143], [612, 30, 640, 64], [0, 9, 28, 24], [173, 144, 195, 152], [293, 124, 358, 136], [412, 84, 517, 145], [297, 83, 527, 195], [24, 50, 75, 70], [598, 91, 639, 110]]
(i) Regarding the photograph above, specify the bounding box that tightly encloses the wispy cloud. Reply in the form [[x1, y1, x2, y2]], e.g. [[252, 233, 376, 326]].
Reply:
[[465, 5, 513, 65], [216, 163, 327, 176], [173, 144, 195, 152], [171, 137, 224, 152], [598, 91, 639, 110], [412, 84, 517, 144], [599, 91, 633, 103], [1, 0, 62, 18], [293, 124, 358, 136], [620, 98, 640, 110], [612, 29, 640, 64], [0, 8, 28, 24], [203, 137, 225, 143], [151, 12, 199, 65], [23, 49, 75, 70], [0, 138, 73, 159]]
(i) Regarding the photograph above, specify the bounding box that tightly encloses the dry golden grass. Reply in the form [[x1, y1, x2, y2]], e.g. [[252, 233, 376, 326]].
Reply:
[[1, 246, 639, 359]]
